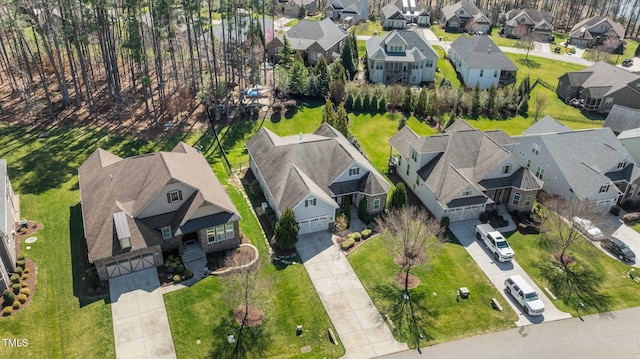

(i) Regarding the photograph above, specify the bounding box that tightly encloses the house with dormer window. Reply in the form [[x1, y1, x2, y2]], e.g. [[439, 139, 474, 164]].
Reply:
[[568, 16, 624, 52], [325, 0, 368, 23], [78, 143, 242, 280], [365, 28, 438, 85], [381, 0, 430, 29], [512, 116, 640, 209], [246, 123, 390, 234], [503, 8, 554, 42], [389, 120, 542, 221], [440, 1, 490, 33]]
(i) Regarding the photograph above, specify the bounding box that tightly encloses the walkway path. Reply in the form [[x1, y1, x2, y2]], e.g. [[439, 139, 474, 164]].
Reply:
[[378, 306, 640, 359], [110, 268, 176, 359], [296, 231, 408, 359], [449, 210, 571, 327]]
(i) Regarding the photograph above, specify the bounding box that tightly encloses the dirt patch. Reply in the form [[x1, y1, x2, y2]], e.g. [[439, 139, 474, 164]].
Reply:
[[15, 221, 44, 249], [394, 272, 420, 289], [552, 252, 576, 266], [0, 258, 37, 317], [234, 304, 264, 327], [207, 243, 256, 272]]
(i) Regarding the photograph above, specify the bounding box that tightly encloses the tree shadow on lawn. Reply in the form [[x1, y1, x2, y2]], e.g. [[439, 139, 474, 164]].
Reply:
[[370, 283, 438, 346], [517, 58, 541, 68], [208, 315, 271, 359], [217, 119, 259, 156], [70, 203, 110, 307], [534, 259, 612, 312]]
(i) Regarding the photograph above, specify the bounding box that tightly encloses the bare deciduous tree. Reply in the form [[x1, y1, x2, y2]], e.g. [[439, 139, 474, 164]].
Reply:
[[224, 249, 268, 327], [514, 24, 535, 62], [533, 92, 548, 122]]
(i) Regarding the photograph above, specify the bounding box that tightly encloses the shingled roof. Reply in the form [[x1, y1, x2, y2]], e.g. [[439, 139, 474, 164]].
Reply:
[[281, 17, 347, 51], [78, 143, 240, 262], [450, 35, 517, 71], [246, 123, 390, 213]]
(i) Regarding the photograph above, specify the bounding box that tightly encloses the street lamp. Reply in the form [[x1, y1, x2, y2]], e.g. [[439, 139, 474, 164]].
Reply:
[[577, 302, 585, 321]]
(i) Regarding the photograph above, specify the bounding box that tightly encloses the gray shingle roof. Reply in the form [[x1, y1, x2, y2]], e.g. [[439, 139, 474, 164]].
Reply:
[[523, 115, 572, 135], [441, 1, 486, 21], [365, 28, 438, 63], [605, 105, 640, 134], [569, 16, 625, 40], [450, 35, 517, 71], [246, 123, 390, 214], [505, 8, 553, 29], [78, 143, 240, 262], [562, 62, 640, 98], [520, 117, 637, 199], [282, 18, 347, 51]]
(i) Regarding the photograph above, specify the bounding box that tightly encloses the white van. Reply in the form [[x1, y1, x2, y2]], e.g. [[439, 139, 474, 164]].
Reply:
[[504, 275, 545, 316]]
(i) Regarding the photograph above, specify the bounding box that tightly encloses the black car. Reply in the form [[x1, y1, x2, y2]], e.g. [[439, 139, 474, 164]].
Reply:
[[601, 238, 636, 262], [622, 59, 634, 67]]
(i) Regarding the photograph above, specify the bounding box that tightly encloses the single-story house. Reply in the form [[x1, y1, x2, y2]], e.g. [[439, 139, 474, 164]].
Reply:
[[511, 116, 640, 209], [440, 1, 490, 33], [389, 120, 542, 221], [268, 17, 347, 65], [449, 34, 518, 88], [503, 8, 553, 42], [246, 123, 390, 235], [556, 61, 640, 113], [365, 28, 439, 84], [568, 16, 624, 53], [0, 160, 18, 292], [78, 143, 242, 281]]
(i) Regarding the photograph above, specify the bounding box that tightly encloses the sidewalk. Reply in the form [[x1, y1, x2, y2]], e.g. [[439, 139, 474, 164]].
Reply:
[[296, 231, 408, 359]]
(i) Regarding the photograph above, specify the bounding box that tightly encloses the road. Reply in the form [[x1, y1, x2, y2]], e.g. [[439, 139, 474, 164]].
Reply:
[[377, 306, 640, 359]]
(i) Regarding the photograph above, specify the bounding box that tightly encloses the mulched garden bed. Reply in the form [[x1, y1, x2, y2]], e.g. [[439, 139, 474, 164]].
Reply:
[[15, 220, 44, 249], [394, 272, 420, 289], [234, 304, 264, 327], [0, 257, 37, 317]]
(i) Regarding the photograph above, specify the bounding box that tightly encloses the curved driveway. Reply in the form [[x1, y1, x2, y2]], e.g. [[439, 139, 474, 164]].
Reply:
[[448, 215, 571, 326]]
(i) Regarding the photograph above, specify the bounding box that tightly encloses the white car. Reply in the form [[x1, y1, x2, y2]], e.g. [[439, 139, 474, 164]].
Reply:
[[505, 275, 545, 316], [573, 216, 605, 241]]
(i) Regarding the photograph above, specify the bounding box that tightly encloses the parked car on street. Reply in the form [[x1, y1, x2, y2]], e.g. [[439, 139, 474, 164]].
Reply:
[[601, 237, 636, 262], [573, 216, 605, 241], [622, 58, 634, 67], [504, 275, 545, 316]]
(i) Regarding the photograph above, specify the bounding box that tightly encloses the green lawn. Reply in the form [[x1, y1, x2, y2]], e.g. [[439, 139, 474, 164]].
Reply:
[[349, 233, 517, 346], [505, 52, 586, 85], [285, 19, 299, 27], [351, 22, 386, 36], [488, 33, 519, 48], [430, 25, 461, 42], [357, 39, 367, 59], [507, 230, 640, 316], [434, 45, 461, 87]]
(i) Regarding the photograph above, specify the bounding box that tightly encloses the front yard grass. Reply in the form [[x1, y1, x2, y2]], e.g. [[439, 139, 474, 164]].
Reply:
[[349, 233, 517, 347], [350, 21, 386, 36], [507, 230, 640, 316], [430, 25, 461, 42]]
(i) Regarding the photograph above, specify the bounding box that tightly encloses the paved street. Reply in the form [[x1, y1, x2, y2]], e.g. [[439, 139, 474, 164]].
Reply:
[[449, 212, 571, 326], [377, 307, 640, 359]]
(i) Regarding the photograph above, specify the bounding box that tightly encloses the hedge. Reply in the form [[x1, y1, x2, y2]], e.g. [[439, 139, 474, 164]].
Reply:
[[340, 238, 355, 251]]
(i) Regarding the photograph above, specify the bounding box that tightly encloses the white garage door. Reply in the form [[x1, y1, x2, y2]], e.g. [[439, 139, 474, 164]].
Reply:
[[298, 216, 330, 235], [105, 253, 156, 279], [447, 205, 481, 222]]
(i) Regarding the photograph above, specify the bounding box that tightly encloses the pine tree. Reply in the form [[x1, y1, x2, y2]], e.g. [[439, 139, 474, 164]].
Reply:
[[472, 84, 481, 115], [389, 182, 409, 210], [358, 196, 368, 220], [314, 55, 330, 96], [330, 61, 347, 83], [340, 35, 357, 80], [334, 102, 350, 137], [416, 87, 428, 117], [322, 97, 337, 126], [288, 53, 309, 94], [487, 84, 496, 114], [403, 87, 413, 113], [280, 34, 294, 68], [274, 208, 299, 250]]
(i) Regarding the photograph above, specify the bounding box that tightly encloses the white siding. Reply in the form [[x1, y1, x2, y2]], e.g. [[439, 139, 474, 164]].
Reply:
[[137, 183, 195, 218], [465, 68, 501, 89], [333, 161, 365, 183], [620, 137, 640, 164]]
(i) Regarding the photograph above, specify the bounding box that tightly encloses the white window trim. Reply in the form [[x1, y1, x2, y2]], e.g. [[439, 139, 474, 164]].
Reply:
[[207, 223, 236, 244], [161, 226, 172, 240], [373, 197, 380, 210], [305, 198, 317, 207], [512, 192, 521, 205]]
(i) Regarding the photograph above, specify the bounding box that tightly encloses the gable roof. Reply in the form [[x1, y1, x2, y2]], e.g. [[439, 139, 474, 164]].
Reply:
[[450, 35, 517, 71], [441, 1, 487, 22], [366, 28, 438, 62], [523, 115, 572, 135], [505, 8, 553, 30], [281, 18, 347, 51], [570, 16, 624, 40], [605, 105, 640, 134], [561, 61, 640, 98], [382, 0, 427, 18], [327, 0, 365, 13], [390, 122, 538, 208], [519, 117, 638, 199], [79, 143, 240, 262], [246, 123, 390, 213]]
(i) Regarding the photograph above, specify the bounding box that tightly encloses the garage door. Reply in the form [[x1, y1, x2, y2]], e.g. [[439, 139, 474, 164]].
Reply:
[[105, 253, 156, 279], [446, 205, 481, 222], [298, 216, 330, 235]]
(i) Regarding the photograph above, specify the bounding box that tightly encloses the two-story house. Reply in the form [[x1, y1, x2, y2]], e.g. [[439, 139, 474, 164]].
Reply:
[[512, 116, 640, 209], [78, 143, 242, 281], [449, 34, 518, 88], [389, 120, 542, 221], [268, 18, 347, 66], [503, 8, 554, 42], [0, 159, 18, 292], [365, 28, 439, 85], [325, 0, 369, 23], [568, 16, 624, 53], [381, 0, 430, 29], [440, 1, 490, 33], [283, 0, 319, 18], [557, 61, 640, 113], [246, 123, 390, 234]]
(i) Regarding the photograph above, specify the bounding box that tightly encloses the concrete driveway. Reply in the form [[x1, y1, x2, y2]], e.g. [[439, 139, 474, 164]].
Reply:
[[296, 232, 408, 359], [449, 219, 571, 326], [109, 268, 176, 359], [591, 210, 640, 268]]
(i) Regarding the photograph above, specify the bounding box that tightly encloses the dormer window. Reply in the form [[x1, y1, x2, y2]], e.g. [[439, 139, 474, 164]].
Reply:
[[502, 165, 511, 174], [167, 190, 183, 203], [599, 184, 609, 193], [463, 190, 472, 196], [349, 167, 360, 176], [305, 198, 317, 207], [618, 161, 626, 169]]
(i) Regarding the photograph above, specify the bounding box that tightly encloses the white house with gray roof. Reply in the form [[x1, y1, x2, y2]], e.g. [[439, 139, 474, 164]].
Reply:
[[389, 120, 542, 221], [512, 116, 640, 209], [0, 159, 18, 292], [381, 0, 430, 29], [325, 0, 368, 23], [268, 18, 347, 65], [365, 28, 438, 85], [440, 1, 490, 33], [449, 35, 518, 88], [246, 123, 390, 235]]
